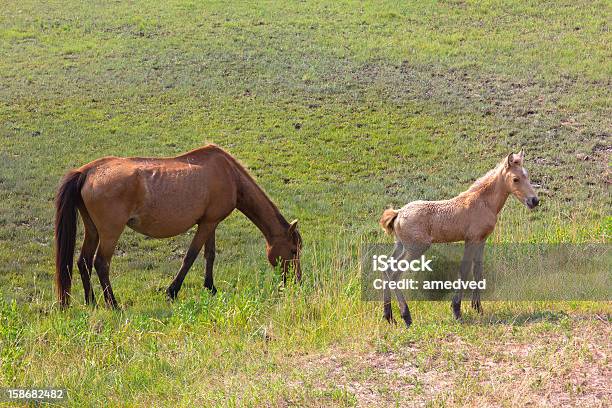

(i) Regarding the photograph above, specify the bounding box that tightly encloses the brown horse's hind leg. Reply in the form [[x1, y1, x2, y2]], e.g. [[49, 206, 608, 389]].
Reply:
[[167, 222, 218, 300], [94, 234, 121, 309], [76, 208, 98, 305], [203, 232, 217, 295]]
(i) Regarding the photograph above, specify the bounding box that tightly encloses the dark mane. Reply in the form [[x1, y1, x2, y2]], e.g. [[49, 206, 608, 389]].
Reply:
[[464, 160, 505, 194], [201, 144, 290, 229]]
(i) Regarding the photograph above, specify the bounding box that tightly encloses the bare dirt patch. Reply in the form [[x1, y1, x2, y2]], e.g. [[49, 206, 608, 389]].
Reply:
[[291, 317, 611, 407]]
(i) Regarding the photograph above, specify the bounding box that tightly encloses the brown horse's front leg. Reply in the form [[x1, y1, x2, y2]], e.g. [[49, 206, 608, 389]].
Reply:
[[167, 222, 217, 300], [203, 232, 217, 295]]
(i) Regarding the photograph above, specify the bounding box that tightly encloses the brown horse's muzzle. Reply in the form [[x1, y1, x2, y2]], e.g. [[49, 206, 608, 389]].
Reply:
[[293, 259, 302, 283], [281, 259, 302, 284]]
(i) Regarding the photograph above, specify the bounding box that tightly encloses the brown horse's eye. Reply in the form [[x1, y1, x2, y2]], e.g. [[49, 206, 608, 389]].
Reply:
[[513, 177, 519, 183]]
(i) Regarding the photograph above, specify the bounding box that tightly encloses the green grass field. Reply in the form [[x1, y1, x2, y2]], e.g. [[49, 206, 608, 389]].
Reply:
[[1, 1, 610, 406]]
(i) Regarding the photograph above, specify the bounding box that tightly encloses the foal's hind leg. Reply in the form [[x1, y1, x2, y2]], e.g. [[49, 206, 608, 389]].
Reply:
[[383, 241, 403, 325], [203, 232, 217, 295], [76, 208, 98, 305], [167, 222, 217, 300], [452, 242, 481, 319], [390, 242, 430, 328]]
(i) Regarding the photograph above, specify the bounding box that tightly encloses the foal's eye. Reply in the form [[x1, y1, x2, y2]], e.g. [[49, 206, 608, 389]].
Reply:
[[513, 177, 519, 183]]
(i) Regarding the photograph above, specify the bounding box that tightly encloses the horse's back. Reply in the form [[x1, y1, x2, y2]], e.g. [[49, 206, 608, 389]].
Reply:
[[396, 198, 497, 243], [395, 199, 466, 243], [79, 151, 238, 238]]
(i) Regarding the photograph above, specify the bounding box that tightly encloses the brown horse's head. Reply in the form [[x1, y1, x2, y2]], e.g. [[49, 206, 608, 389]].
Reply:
[[503, 150, 539, 209], [267, 219, 302, 283]]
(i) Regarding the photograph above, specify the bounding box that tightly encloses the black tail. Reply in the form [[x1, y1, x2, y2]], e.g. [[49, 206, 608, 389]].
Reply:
[[55, 170, 86, 307]]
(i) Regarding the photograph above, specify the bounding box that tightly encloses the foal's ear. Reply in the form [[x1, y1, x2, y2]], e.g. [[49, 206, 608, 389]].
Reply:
[[506, 153, 514, 168], [288, 219, 298, 233], [506, 151, 523, 168]]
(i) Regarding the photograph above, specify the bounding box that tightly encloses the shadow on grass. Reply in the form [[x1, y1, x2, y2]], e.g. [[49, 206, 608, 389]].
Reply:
[[462, 310, 570, 326]]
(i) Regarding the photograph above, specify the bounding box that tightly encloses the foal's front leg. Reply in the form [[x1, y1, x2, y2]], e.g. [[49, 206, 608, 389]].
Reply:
[[452, 242, 479, 319], [470, 244, 485, 314], [167, 222, 217, 300]]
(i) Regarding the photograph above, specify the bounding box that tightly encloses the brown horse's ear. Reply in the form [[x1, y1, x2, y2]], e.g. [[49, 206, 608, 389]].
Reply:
[[518, 148, 525, 160], [288, 219, 298, 233]]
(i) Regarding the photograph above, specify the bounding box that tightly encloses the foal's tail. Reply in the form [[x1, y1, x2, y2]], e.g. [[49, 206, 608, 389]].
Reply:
[[380, 208, 399, 235], [55, 169, 87, 307]]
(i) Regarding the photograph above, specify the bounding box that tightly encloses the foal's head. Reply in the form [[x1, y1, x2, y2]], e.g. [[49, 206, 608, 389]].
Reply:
[[502, 150, 539, 209], [267, 220, 303, 283]]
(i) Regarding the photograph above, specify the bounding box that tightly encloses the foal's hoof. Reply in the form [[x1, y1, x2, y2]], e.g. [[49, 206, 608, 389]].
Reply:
[[452, 301, 462, 320], [401, 314, 412, 328], [205, 285, 217, 296], [471, 299, 483, 314]]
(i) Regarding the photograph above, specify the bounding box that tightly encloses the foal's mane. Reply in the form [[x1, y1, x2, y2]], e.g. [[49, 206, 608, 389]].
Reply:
[[464, 159, 505, 194], [198, 144, 291, 228]]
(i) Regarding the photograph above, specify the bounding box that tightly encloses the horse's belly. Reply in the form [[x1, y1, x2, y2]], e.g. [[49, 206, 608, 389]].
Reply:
[[128, 192, 205, 238], [430, 230, 464, 243], [429, 216, 466, 243], [126, 214, 197, 238]]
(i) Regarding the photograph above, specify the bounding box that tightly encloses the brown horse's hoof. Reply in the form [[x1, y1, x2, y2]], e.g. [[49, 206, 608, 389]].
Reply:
[[205, 285, 217, 296], [106, 300, 120, 310], [166, 287, 179, 300]]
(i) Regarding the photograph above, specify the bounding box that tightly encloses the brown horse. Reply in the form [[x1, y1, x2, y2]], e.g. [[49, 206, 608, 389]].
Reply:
[[55, 144, 302, 308], [380, 150, 538, 327]]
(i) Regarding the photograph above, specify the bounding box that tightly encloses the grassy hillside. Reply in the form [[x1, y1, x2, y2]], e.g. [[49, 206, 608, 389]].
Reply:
[[0, 1, 610, 406]]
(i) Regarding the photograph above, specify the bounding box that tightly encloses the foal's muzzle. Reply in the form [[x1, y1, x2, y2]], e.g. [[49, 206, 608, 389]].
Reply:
[[526, 196, 539, 209]]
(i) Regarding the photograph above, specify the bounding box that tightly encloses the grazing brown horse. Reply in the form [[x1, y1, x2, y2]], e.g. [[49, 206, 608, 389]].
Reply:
[[380, 150, 539, 327], [55, 144, 302, 308]]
